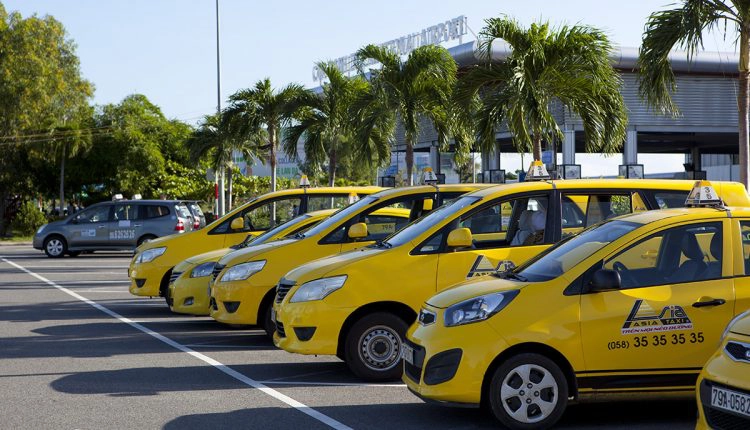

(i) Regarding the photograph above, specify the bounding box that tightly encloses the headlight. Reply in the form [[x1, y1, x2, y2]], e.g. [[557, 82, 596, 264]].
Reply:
[[190, 262, 216, 278], [220, 261, 266, 282], [36, 225, 46, 235], [720, 309, 750, 345], [289, 275, 347, 303], [444, 290, 520, 327], [135, 247, 166, 264]]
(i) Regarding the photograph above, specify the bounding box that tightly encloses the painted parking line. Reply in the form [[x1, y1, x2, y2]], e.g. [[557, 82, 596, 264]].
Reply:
[[259, 381, 407, 388], [1, 257, 353, 430]]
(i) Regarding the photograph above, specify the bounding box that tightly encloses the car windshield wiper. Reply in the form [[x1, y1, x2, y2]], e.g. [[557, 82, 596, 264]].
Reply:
[[495, 271, 527, 282], [293, 232, 306, 239], [372, 240, 392, 249]]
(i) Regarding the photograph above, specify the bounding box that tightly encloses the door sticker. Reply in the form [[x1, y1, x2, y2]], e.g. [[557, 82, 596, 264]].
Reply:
[[118, 220, 131, 228], [621, 299, 693, 334], [109, 229, 135, 240], [83, 229, 97, 237], [467, 255, 515, 279]]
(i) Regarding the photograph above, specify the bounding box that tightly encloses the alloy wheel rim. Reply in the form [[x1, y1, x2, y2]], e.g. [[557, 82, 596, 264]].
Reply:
[[499, 363, 558, 424], [46, 239, 63, 256], [358, 325, 401, 372]]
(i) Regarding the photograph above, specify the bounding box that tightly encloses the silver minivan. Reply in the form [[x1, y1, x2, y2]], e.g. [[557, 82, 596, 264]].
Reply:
[[33, 200, 194, 257]]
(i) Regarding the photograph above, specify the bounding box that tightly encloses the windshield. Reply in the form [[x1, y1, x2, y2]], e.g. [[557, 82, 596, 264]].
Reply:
[[300, 196, 378, 238], [244, 213, 313, 246], [384, 196, 482, 247], [514, 220, 641, 282]]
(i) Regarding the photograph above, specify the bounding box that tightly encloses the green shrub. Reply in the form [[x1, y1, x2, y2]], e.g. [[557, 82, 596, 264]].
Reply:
[[12, 201, 48, 236]]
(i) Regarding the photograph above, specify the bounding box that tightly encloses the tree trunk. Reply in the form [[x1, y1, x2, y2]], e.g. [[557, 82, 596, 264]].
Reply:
[[59, 143, 66, 214], [269, 124, 277, 192], [532, 135, 543, 163], [405, 141, 414, 186], [739, 28, 750, 191], [328, 149, 336, 187]]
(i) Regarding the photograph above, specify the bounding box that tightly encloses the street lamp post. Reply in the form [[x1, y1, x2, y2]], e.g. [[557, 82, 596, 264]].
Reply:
[[215, 0, 225, 217]]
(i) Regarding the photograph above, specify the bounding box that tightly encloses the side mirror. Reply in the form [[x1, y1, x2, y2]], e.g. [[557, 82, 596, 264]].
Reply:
[[422, 198, 434, 211], [348, 222, 368, 239], [447, 228, 473, 248], [590, 269, 621, 292], [70, 217, 80, 224], [230, 217, 244, 231]]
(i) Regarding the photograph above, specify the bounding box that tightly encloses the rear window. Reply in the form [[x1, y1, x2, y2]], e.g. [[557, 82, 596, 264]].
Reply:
[[143, 205, 170, 219], [189, 203, 204, 218], [175, 204, 193, 219]]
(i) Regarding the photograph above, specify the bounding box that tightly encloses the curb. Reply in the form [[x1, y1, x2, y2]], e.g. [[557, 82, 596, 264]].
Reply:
[[0, 241, 32, 246]]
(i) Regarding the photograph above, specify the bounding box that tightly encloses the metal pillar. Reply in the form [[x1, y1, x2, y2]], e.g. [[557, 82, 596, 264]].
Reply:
[[623, 128, 638, 165], [430, 143, 440, 174], [562, 129, 576, 165]]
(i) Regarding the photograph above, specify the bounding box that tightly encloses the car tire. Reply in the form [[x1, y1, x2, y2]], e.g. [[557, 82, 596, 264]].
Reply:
[[43, 236, 67, 258], [137, 234, 156, 247], [344, 312, 407, 381], [488, 353, 568, 430], [259, 300, 275, 339], [67, 251, 81, 257]]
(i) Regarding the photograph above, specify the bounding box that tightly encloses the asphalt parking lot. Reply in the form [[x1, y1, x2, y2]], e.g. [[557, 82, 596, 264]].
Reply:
[[0, 245, 698, 429]]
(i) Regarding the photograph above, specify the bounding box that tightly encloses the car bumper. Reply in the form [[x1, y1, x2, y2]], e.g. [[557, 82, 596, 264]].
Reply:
[[32, 235, 43, 250], [210, 280, 267, 325], [169, 274, 212, 316], [402, 318, 508, 406], [273, 300, 352, 356], [128, 262, 170, 297], [695, 333, 750, 430]]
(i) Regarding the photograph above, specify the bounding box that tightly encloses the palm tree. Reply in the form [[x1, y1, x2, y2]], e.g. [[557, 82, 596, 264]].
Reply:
[[356, 44, 457, 185], [639, 1, 750, 189], [457, 17, 628, 165], [223, 78, 308, 192], [283, 62, 385, 186], [189, 114, 264, 210]]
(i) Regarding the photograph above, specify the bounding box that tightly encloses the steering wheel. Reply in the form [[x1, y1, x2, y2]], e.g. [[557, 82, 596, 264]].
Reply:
[[612, 261, 636, 287]]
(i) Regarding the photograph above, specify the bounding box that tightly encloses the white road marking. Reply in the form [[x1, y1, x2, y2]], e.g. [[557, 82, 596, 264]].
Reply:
[[1, 257, 353, 430], [19, 265, 128, 269], [259, 381, 407, 388]]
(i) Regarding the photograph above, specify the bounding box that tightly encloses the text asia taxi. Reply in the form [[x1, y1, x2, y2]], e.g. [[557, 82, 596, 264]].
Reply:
[[696, 309, 750, 429], [168, 209, 336, 316], [128, 185, 381, 299], [209, 184, 491, 337], [402, 181, 750, 430], [273, 177, 750, 381]]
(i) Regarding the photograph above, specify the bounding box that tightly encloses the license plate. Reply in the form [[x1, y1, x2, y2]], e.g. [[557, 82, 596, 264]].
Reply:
[[711, 385, 750, 417], [401, 343, 414, 365], [270, 308, 276, 323]]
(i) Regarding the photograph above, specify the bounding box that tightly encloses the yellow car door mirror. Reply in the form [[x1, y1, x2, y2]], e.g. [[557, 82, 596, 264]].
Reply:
[[230, 217, 244, 231], [348, 222, 368, 239], [447, 228, 473, 248]]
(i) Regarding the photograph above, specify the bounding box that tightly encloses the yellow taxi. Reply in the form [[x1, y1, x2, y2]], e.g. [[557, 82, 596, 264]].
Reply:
[[696, 309, 750, 429], [167, 209, 336, 316], [402, 182, 750, 429], [273, 179, 749, 381], [209, 184, 490, 337], [128, 186, 381, 299]]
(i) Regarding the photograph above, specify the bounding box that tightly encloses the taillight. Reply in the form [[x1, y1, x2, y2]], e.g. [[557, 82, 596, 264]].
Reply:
[[193, 219, 200, 230], [175, 220, 185, 232]]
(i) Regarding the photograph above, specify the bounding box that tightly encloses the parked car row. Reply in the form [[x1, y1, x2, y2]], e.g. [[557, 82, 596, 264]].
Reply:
[[126, 178, 750, 429]]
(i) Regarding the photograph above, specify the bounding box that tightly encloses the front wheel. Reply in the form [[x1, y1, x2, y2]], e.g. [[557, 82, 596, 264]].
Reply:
[[344, 312, 408, 381], [259, 301, 275, 339], [488, 353, 568, 430], [44, 236, 67, 258]]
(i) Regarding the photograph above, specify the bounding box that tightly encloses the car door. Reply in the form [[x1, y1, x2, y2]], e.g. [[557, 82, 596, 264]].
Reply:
[[67, 204, 113, 247], [734, 220, 750, 315], [109, 203, 139, 247], [579, 220, 733, 387], [434, 194, 551, 289]]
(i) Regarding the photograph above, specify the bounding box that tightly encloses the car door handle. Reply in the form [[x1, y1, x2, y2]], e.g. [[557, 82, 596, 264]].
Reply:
[[692, 298, 726, 308], [133, 224, 142, 227], [97, 225, 107, 229]]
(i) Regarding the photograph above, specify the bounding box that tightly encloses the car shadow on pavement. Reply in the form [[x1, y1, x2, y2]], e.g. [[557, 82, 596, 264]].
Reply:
[[163, 407, 333, 430]]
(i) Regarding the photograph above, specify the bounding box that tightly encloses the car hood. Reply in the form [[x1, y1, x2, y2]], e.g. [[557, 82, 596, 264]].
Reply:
[[218, 238, 298, 266], [284, 246, 385, 282], [731, 315, 750, 336], [186, 248, 231, 265], [426, 276, 529, 309], [136, 230, 195, 252], [42, 220, 67, 230]]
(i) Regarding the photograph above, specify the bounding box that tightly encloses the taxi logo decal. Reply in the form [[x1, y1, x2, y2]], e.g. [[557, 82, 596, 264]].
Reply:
[[467, 256, 515, 278], [621, 299, 693, 334]]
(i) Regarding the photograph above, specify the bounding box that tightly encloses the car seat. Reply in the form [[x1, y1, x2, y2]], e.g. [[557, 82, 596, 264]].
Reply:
[[667, 233, 707, 283], [701, 232, 722, 279], [511, 210, 535, 246]]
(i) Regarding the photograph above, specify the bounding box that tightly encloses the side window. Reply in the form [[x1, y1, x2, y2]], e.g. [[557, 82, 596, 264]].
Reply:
[[77, 206, 111, 223], [242, 197, 303, 232], [740, 221, 750, 275], [143, 205, 169, 219], [651, 191, 689, 209], [322, 197, 420, 244], [457, 195, 548, 249], [307, 195, 353, 211], [362, 215, 409, 241], [604, 222, 722, 289], [113, 204, 139, 221], [562, 193, 634, 237]]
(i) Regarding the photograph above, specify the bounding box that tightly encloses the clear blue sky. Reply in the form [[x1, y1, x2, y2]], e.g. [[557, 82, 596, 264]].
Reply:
[[4, 0, 737, 123]]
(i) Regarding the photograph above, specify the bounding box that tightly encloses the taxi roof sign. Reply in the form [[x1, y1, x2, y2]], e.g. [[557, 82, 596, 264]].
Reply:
[[422, 167, 438, 185], [299, 175, 310, 188], [525, 160, 551, 181], [685, 180, 724, 207]]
